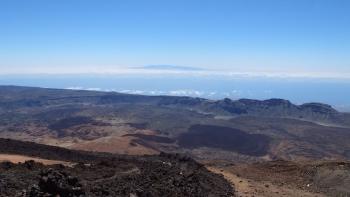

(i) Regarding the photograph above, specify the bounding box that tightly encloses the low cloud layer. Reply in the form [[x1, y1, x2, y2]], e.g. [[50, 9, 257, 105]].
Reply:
[[1, 65, 350, 80]]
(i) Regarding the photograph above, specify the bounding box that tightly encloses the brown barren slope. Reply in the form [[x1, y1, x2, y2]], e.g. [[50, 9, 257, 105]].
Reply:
[[0, 154, 72, 166]]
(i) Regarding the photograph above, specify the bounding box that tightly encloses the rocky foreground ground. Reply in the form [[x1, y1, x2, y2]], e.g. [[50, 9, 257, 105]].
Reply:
[[0, 139, 234, 197], [206, 159, 350, 197]]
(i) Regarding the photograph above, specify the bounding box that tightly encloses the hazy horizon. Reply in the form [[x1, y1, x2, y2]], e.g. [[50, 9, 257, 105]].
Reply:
[[1, 0, 350, 75], [1, 73, 350, 112]]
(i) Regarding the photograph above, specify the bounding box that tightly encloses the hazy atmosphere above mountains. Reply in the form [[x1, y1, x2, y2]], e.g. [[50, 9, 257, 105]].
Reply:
[[1, 0, 350, 77], [1, 0, 350, 110]]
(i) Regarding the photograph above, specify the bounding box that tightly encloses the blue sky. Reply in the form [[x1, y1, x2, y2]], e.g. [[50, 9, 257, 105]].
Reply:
[[1, 0, 350, 76]]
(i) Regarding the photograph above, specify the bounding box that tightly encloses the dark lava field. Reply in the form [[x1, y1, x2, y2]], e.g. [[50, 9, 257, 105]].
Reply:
[[0, 138, 234, 197]]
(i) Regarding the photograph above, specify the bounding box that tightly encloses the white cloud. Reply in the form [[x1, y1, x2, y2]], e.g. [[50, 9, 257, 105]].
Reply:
[[66, 86, 84, 90], [64, 87, 251, 99]]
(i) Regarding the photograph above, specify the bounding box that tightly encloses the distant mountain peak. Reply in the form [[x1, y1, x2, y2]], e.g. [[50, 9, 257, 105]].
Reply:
[[133, 65, 204, 71]]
